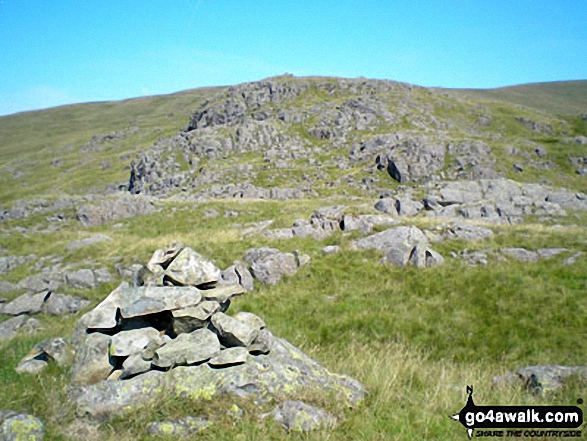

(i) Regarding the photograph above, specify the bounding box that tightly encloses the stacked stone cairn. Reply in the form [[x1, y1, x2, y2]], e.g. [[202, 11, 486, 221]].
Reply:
[[70, 243, 365, 424], [71, 244, 262, 384]]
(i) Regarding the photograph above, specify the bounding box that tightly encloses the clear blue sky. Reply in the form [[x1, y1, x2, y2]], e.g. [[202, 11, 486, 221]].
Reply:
[[1, 0, 586, 116]]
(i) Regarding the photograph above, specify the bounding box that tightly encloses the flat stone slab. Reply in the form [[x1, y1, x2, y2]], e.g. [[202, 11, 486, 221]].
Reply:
[[152, 328, 220, 368], [208, 347, 248, 367], [110, 327, 163, 357]]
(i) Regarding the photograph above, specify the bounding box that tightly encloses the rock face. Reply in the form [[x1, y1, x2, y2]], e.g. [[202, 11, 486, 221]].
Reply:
[[75, 193, 157, 226], [70, 243, 366, 419]]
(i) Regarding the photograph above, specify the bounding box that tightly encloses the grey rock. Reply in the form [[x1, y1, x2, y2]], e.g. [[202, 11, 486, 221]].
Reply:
[[208, 347, 248, 367], [17, 272, 61, 293], [233, 311, 266, 331], [15, 359, 48, 375], [21, 318, 42, 335], [406, 244, 445, 268], [2, 292, 48, 316], [438, 181, 483, 205], [146, 417, 210, 437], [211, 312, 259, 347], [310, 205, 346, 231], [443, 222, 494, 241], [121, 353, 152, 379], [495, 365, 587, 395], [394, 196, 424, 216], [65, 234, 113, 252], [71, 332, 114, 385], [0, 255, 34, 275], [16, 338, 71, 374], [42, 293, 90, 315], [109, 327, 163, 357], [537, 248, 568, 259], [0, 281, 17, 294], [352, 226, 428, 253], [75, 193, 157, 226], [221, 261, 254, 292], [63, 269, 97, 289], [501, 248, 539, 262], [321, 245, 340, 255], [172, 300, 220, 334], [563, 252, 583, 266], [342, 214, 397, 233], [374, 198, 397, 215], [272, 400, 337, 432], [72, 329, 365, 419], [0, 413, 44, 441], [153, 328, 221, 368], [119, 286, 203, 319], [385, 137, 445, 183], [244, 247, 298, 285], [263, 228, 295, 240], [155, 247, 221, 287], [78, 283, 128, 330], [200, 284, 245, 303]]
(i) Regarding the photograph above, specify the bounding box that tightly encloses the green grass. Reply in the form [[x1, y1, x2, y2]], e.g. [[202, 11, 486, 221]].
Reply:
[[1, 76, 587, 439]]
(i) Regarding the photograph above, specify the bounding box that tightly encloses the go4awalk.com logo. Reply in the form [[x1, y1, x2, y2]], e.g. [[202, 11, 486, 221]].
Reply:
[[450, 386, 584, 439]]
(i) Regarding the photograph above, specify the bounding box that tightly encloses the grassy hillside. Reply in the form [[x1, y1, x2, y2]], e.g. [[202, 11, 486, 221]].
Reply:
[[444, 80, 587, 117], [0, 77, 586, 440]]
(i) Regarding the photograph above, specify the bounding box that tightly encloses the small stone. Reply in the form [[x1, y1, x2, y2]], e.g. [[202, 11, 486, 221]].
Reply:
[[121, 353, 152, 379], [321, 245, 340, 255], [233, 311, 265, 331], [15, 359, 48, 375], [211, 312, 259, 347], [208, 347, 248, 367], [152, 328, 220, 368], [172, 300, 220, 334], [109, 328, 163, 357], [200, 284, 244, 303]]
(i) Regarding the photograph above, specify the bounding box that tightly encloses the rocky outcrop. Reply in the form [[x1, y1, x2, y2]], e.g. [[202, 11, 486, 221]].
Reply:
[[351, 226, 444, 268], [494, 365, 587, 395], [75, 193, 157, 226]]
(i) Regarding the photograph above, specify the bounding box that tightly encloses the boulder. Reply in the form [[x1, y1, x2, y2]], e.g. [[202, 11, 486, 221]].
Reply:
[[75, 193, 157, 226], [208, 347, 249, 367], [221, 261, 254, 292], [243, 247, 298, 285], [374, 198, 397, 215], [351, 226, 428, 253], [2, 292, 48, 316], [16, 338, 71, 374], [0, 412, 44, 441]]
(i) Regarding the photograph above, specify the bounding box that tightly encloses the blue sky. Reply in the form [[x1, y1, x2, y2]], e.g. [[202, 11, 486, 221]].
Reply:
[[1, 0, 586, 116]]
